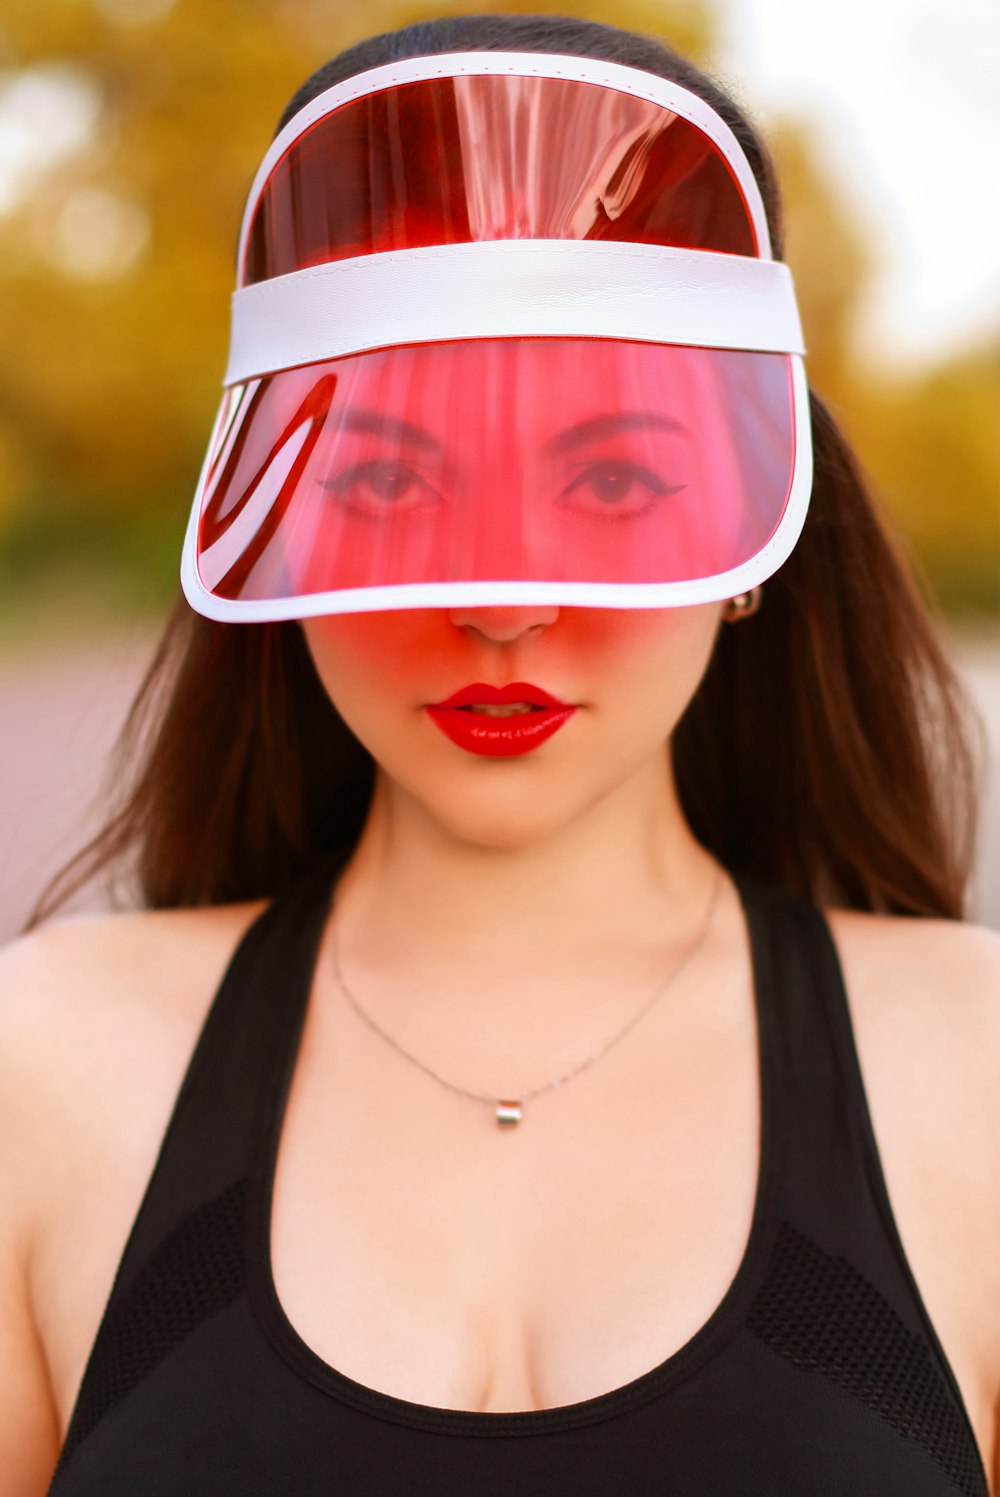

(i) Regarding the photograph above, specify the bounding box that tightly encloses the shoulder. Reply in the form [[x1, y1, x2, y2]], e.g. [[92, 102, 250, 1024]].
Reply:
[[0, 899, 269, 1085], [822, 907, 1000, 1179], [822, 906, 1000, 1113], [0, 900, 267, 1249]]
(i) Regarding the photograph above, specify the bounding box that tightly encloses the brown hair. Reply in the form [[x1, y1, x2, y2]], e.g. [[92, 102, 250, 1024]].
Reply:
[[30, 14, 981, 925]]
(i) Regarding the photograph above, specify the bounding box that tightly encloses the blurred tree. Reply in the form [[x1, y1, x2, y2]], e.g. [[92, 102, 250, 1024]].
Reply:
[[768, 122, 873, 401], [769, 119, 998, 616], [854, 347, 1000, 613], [0, 0, 995, 626]]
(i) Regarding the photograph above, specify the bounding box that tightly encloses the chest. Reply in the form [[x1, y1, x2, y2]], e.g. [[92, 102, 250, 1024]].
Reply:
[[33, 919, 989, 1465], [266, 986, 761, 1413]]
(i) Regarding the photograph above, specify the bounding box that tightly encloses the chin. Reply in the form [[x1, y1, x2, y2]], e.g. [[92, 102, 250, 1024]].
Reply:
[[372, 720, 668, 853], [411, 776, 588, 854]]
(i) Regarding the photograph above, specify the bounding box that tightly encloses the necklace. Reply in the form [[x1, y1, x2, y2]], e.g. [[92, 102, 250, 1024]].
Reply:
[[330, 864, 723, 1129]]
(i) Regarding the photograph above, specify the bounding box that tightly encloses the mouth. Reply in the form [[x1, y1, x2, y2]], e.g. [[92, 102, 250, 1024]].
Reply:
[[429, 681, 572, 711], [456, 703, 544, 717], [426, 682, 576, 757]]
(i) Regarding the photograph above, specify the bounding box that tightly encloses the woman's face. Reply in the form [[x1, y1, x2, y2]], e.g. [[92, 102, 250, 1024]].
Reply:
[[301, 601, 722, 850], [288, 343, 728, 849]]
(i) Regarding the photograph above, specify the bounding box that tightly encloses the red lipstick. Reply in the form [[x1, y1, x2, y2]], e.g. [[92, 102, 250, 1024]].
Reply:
[[426, 681, 576, 757]]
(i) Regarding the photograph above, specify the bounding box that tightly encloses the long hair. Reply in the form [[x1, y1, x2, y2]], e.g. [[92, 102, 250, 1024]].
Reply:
[[30, 13, 982, 925]]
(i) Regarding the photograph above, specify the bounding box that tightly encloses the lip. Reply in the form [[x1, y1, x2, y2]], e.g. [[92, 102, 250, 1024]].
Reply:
[[426, 681, 577, 758], [431, 682, 572, 710]]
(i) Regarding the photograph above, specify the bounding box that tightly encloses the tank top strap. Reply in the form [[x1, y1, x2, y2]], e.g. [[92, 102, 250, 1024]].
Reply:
[[734, 874, 986, 1496], [735, 873, 912, 1261], [733, 874, 875, 1256], [104, 871, 334, 1304]]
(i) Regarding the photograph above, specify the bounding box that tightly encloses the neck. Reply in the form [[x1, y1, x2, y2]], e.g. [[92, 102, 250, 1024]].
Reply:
[[330, 749, 718, 1034]]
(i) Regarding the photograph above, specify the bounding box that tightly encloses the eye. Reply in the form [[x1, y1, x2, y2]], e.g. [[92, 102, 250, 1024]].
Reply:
[[558, 460, 683, 519], [319, 460, 443, 516]]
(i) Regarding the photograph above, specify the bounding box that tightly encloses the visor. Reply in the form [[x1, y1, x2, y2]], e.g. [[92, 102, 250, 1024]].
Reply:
[[182, 53, 812, 620]]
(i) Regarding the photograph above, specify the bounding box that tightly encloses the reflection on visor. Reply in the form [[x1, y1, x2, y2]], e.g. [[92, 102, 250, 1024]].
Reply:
[[245, 74, 756, 282], [195, 339, 794, 603]]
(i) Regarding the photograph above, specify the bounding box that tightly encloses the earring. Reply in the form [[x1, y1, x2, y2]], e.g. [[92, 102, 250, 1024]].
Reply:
[[722, 586, 763, 623]]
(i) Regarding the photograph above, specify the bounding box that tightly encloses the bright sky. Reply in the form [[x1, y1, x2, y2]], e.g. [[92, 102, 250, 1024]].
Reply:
[[716, 0, 1000, 369]]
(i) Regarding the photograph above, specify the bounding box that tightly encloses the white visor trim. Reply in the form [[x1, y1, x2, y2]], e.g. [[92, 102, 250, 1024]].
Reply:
[[225, 240, 804, 386]]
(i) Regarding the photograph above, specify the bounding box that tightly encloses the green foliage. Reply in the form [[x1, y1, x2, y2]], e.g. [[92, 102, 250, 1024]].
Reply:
[[0, 0, 995, 625]]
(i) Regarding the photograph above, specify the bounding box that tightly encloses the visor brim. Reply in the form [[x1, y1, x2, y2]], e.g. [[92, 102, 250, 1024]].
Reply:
[[182, 341, 811, 621]]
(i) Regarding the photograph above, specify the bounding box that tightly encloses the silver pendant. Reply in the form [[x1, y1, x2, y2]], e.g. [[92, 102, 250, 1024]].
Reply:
[[496, 1100, 523, 1128]]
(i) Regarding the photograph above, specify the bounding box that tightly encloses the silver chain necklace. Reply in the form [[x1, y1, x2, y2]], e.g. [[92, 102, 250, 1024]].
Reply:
[[330, 865, 723, 1129]]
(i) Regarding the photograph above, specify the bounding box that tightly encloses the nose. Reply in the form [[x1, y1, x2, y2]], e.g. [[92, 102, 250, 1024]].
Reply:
[[447, 604, 559, 644]]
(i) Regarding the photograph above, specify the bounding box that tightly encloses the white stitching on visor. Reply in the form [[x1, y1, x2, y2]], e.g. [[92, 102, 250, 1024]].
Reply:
[[225, 240, 805, 386]]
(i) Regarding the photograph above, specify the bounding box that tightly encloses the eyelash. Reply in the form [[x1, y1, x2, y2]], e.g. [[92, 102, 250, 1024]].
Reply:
[[558, 460, 684, 519], [319, 461, 440, 515]]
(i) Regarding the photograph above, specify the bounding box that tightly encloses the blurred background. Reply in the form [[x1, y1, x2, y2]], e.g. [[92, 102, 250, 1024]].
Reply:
[[0, 0, 997, 938]]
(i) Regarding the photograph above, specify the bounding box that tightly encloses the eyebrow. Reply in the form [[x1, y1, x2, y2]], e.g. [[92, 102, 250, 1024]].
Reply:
[[335, 407, 684, 454], [339, 408, 441, 451], [545, 410, 687, 455]]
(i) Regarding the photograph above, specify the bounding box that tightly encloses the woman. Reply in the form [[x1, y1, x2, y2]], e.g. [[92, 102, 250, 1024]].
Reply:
[[2, 13, 997, 1495]]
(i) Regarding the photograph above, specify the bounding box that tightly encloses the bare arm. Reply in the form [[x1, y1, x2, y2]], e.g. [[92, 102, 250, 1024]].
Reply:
[[0, 1258, 61, 1496], [0, 939, 62, 1495]]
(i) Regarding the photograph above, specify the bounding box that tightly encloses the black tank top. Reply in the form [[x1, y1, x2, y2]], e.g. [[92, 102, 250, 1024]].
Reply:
[[48, 872, 989, 1496]]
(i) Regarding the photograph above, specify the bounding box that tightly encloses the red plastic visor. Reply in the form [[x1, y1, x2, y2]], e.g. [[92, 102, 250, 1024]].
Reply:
[[193, 338, 796, 608], [181, 56, 810, 620]]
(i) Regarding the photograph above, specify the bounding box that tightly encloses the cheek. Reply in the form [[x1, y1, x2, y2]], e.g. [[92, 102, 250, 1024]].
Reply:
[[301, 615, 472, 808], [301, 613, 431, 704], [573, 606, 721, 705], [572, 607, 722, 766]]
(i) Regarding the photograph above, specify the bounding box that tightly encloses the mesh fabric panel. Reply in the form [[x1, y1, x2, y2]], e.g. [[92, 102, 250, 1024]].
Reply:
[[747, 1221, 987, 1497], [59, 1177, 249, 1464]]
